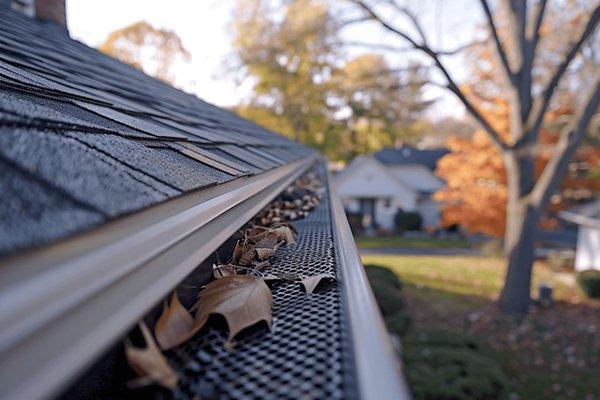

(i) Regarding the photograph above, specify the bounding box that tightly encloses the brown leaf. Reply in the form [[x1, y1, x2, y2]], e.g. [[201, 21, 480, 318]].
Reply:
[[300, 274, 335, 294], [246, 225, 270, 242], [155, 292, 194, 350], [254, 260, 271, 271], [125, 322, 179, 390], [192, 275, 272, 346], [238, 244, 256, 266], [271, 226, 296, 245], [255, 233, 278, 249], [213, 264, 237, 278]]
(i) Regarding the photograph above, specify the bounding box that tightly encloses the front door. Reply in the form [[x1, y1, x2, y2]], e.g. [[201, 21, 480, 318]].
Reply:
[[360, 198, 376, 227]]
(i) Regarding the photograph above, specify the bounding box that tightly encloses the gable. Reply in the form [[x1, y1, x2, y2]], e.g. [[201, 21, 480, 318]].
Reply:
[[335, 156, 416, 201], [387, 165, 444, 192]]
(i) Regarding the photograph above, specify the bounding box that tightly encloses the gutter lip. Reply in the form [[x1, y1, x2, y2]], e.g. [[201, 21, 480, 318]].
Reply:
[[0, 154, 316, 400], [326, 167, 413, 400]]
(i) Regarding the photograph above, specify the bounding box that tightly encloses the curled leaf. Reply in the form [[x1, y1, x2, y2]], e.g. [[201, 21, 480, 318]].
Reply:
[[272, 225, 296, 245], [213, 264, 237, 278], [155, 292, 194, 350], [300, 274, 335, 294], [192, 275, 272, 347], [125, 322, 179, 390]]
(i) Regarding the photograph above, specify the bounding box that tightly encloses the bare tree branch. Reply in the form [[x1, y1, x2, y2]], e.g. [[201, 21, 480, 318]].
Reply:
[[528, 0, 548, 56], [350, 0, 510, 150], [527, 5, 600, 138], [478, 0, 515, 83], [344, 39, 484, 56], [530, 76, 600, 209], [384, 0, 429, 45]]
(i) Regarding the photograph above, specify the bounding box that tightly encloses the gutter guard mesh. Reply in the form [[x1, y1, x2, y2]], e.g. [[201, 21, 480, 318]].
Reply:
[[165, 163, 350, 400]]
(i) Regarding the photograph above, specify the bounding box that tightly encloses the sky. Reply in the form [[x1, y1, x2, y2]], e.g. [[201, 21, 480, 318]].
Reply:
[[67, 0, 484, 120]]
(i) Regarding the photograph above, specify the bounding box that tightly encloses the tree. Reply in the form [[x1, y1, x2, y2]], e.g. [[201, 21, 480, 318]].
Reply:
[[231, 0, 433, 160], [232, 0, 338, 152], [332, 54, 431, 159], [100, 21, 190, 86], [350, 0, 600, 314]]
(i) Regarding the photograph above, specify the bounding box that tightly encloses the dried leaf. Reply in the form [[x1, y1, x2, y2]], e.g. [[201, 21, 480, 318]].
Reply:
[[247, 225, 270, 242], [154, 292, 194, 350], [239, 244, 256, 266], [300, 274, 335, 294], [192, 275, 272, 346], [213, 264, 237, 278], [255, 233, 278, 249], [254, 260, 271, 271], [255, 247, 275, 260], [125, 322, 179, 390], [272, 226, 296, 245]]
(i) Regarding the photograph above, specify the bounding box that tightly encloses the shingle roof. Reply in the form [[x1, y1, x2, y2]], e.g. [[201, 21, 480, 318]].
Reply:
[[373, 146, 448, 170], [0, 7, 312, 255]]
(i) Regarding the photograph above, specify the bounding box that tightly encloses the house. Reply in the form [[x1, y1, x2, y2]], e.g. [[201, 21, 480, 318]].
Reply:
[[560, 200, 600, 271], [0, 2, 408, 400], [335, 146, 449, 231]]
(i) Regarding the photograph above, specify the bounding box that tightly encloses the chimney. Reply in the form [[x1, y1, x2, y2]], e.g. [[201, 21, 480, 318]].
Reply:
[[35, 0, 67, 29], [9, 0, 67, 31]]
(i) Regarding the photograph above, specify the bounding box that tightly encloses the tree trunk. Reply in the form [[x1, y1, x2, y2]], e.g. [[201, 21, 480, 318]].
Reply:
[[499, 153, 538, 314], [499, 202, 538, 314]]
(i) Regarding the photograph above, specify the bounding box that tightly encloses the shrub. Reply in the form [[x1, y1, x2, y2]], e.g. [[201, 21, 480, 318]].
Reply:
[[364, 264, 402, 290], [576, 269, 600, 298], [403, 344, 508, 400], [394, 210, 422, 233], [371, 282, 405, 316], [364, 264, 405, 316], [403, 329, 479, 350], [346, 212, 363, 235], [386, 312, 411, 336]]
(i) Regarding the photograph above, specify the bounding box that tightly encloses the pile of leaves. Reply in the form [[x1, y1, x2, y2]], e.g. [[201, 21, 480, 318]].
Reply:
[[124, 172, 333, 390]]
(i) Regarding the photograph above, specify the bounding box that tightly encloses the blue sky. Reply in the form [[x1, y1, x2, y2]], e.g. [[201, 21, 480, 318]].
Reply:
[[67, 0, 484, 119]]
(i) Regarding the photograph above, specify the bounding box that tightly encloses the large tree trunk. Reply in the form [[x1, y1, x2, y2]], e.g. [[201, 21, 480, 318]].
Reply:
[[499, 153, 538, 314]]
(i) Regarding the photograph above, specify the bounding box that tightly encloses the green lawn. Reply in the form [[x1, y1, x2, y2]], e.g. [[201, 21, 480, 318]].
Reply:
[[356, 235, 472, 249], [362, 253, 599, 400]]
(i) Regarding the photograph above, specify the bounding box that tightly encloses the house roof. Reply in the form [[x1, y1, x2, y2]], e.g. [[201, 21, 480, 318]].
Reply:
[[373, 146, 448, 170], [559, 200, 600, 229], [0, 6, 312, 255]]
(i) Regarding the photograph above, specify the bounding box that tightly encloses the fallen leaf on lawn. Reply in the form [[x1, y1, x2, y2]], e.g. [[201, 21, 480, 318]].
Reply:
[[192, 275, 272, 347], [154, 292, 194, 351], [125, 322, 179, 390], [213, 264, 237, 278], [300, 274, 335, 294]]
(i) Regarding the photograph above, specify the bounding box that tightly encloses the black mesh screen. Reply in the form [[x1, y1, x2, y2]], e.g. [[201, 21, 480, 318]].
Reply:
[[163, 163, 353, 400]]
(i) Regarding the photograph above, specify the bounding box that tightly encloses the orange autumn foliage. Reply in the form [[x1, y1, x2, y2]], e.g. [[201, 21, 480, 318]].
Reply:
[[434, 97, 599, 237]]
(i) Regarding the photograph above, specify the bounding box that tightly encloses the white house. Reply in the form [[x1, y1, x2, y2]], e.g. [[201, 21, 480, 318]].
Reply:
[[335, 146, 448, 231], [560, 200, 600, 271]]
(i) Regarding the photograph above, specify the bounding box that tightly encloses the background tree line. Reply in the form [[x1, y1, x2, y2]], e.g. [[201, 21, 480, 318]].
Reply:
[[99, 0, 599, 315]]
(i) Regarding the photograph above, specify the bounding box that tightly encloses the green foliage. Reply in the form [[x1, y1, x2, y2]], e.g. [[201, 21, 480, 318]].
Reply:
[[576, 270, 600, 298], [386, 312, 411, 336], [371, 282, 405, 316], [346, 212, 364, 235], [364, 264, 403, 289], [403, 344, 508, 400], [404, 329, 479, 350], [232, 0, 432, 161], [364, 264, 405, 316], [394, 210, 423, 233]]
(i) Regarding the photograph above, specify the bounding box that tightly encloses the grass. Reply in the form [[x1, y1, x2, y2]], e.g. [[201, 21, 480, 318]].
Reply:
[[362, 253, 600, 400], [356, 235, 472, 249]]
